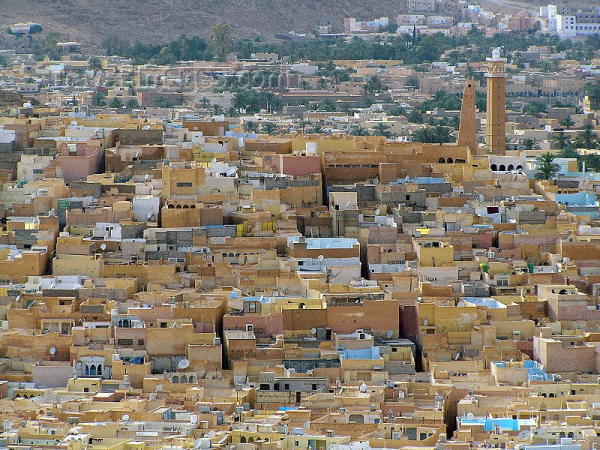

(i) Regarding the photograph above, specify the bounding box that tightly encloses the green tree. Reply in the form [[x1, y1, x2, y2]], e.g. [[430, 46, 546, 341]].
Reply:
[[199, 97, 211, 109], [558, 147, 579, 159], [372, 123, 392, 138], [126, 98, 139, 109], [210, 23, 233, 61], [317, 98, 336, 112], [521, 138, 540, 150], [299, 120, 312, 134], [534, 152, 560, 180], [88, 56, 103, 74], [317, 77, 328, 90], [523, 101, 548, 118], [299, 80, 311, 90], [43, 32, 62, 59], [226, 106, 238, 117], [109, 97, 123, 108], [261, 122, 277, 135], [212, 104, 223, 115], [364, 76, 384, 95], [584, 79, 600, 104], [102, 35, 130, 56], [244, 121, 258, 133], [91, 91, 106, 107], [405, 75, 420, 89], [154, 96, 173, 108], [552, 129, 571, 151], [407, 109, 423, 124], [433, 125, 453, 143], [560, 116, 575, 128], [411, 126, 436, 143], [309, 124, 324, 134], [350, 125, 369, 136], [575, 124, 598, 150]]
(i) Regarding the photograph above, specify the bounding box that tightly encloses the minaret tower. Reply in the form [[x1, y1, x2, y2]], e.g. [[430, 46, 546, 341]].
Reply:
[[486, 47, 506, 155], [457, 78, 477, 155]]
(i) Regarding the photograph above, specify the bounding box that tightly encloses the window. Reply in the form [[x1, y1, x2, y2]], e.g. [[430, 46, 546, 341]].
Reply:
[[176, 182, 193, 187], [117, 339, 133, 346], [160, 322, 168, 328], [138, 339, 145, 345]]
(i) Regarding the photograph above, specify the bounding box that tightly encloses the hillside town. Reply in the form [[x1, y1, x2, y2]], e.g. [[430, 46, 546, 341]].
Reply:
[[1, 1, 600, 450]]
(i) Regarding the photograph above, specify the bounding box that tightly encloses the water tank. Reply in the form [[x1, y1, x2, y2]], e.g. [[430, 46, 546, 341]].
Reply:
[[292, 428, 304, 436]]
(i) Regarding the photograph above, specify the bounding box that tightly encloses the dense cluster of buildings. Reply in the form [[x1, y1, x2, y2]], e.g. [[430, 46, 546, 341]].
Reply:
[[0, 0, 600, 447]]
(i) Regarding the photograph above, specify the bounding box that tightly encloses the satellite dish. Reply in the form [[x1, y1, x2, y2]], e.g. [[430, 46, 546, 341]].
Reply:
[[122, 414, 130, 421], [208, 431, 216, 438], [211, 157, 217, 165], [359, 382, 367, 393], [518, 430, 531, 441], [317, 255, 324, 261], [386, 330, 393, 339], [194, 439, 203, 449], [49, 347, 56, 355], [100, 243, 106, 251], [147, 212, 153, 220], [177, 359, 190, 370], [466, 412, 474, 420], [310, 328, 317, 335], [375, 209, 380, 215]]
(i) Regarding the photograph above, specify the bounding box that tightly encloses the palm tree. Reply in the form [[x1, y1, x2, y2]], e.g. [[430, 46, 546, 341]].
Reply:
[[109, 97, 123, 108], [199, 97, 211, 109], [521, 138, 540, 150], [560, 116, 575, 128], [126, 98, 139, 109], [212, 104, 223, 115], [226, 106, 237, 117], [433, 125, 453, 144], [210, 23, 232, 61], [244, 121, 258, 133], [350, 125, 369, 136], [316, 77, 328, 90], [232, 90, 249, 112], [261, 122, 277, 135], [552, 129, 571, 151], [154, 96, 173, 108], [91, 91, 106, 107], [523, 101, 547, 118], [534, 152, 560, 180], [372, 123, 392, 138], [299, 80, 311, 90], [341, 102, 353, 116], [309, 124, 323, 134], [299, 120, 312, 134], [412, 126, 436, 143], [558, 147, 580, 159], [88, 56, 102, 75], [576, 124, 598, 150]]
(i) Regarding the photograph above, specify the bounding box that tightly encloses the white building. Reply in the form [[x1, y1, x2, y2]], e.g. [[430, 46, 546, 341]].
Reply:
[[542, 4, 600, 38]]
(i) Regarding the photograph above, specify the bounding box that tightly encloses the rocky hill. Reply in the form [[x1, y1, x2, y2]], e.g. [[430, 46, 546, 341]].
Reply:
[[0, 0, 405, 49], [1, 0, 597, 51]]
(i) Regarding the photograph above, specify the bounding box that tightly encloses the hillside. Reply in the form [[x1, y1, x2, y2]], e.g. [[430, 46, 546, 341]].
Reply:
[[0, 0, 406, 49], [1, 0, 599, 52]]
